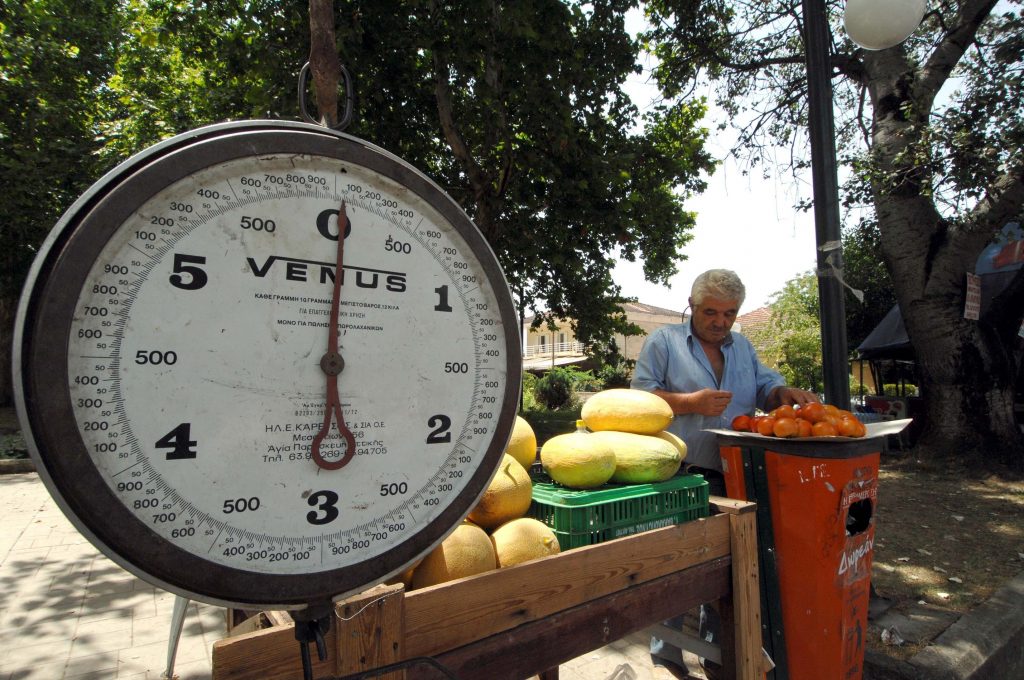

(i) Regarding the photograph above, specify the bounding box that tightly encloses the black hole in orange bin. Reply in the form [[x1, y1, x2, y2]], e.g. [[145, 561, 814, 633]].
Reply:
[[846, 498, 873, 536]]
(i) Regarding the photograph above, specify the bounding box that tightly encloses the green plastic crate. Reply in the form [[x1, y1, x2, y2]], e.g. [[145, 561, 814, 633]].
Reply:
[[527, 473, 710, 550]]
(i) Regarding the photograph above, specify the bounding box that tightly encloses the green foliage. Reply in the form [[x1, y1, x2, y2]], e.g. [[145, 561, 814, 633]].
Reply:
[[587, 337, 635, 388], [1, 0, 715, 361], [598, 361, 633, 389], [531, 365, 607, 410], [842, 219, 896, 350], [570, 369, 603, 394], [0, 0, 123, 299], [882, 383, 918, 398], [521, 372, 539, 411], [533, 368, 575, 411], [519, 408, 582, 446], [747, 272, 824, 393]]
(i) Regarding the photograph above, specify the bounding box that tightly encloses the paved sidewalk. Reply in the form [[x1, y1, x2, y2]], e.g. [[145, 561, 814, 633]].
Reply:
[[0, 473, 222, 680]]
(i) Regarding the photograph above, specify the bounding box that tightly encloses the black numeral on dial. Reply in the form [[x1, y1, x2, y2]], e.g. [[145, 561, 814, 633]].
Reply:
[[169, 253, 208, 290], [306, 490, 340, 525], [156, 423, 198, 460], [426, 414, 452, 444]]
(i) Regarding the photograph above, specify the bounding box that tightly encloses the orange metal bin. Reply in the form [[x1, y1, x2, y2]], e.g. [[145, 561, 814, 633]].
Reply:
[[717, 432, 881, 680]]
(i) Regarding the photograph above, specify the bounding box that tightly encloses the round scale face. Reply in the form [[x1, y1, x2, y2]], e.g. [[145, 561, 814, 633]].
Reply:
[[15, 122, 520, 607]]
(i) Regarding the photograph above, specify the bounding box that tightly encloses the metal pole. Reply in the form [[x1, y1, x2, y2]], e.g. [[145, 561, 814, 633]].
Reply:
[[801, 0, 851, 409]]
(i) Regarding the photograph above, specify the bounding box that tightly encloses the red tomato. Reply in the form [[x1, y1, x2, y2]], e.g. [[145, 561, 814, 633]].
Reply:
[[811, 421, 838, 437], [773, 417, 799, 438], [771, 404, 797, 420], [797, 402, 826, 423], [731, 414, 753, 432], [756, 416, 777, 437]]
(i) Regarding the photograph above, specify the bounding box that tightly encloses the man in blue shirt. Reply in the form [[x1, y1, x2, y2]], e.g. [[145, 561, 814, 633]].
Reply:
[[632, 268, 818, 479], [632, 268, 818, 679]]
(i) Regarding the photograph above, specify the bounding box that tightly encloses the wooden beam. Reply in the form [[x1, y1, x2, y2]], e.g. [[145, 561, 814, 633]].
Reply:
[[729, 507, 763, 680], [412, 558, 732, 680], [212, 619, 334, 680], [336, 583, 405, 679]]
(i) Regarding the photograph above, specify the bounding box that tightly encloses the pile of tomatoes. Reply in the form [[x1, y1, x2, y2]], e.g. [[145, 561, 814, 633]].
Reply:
[[730, 403, 867, 438]]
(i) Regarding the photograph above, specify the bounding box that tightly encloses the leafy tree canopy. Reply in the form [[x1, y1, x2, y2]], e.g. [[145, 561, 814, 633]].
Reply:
[[0, 0, 123, 298], [3, 0, 715, 352], [747, 271, 825, 394]]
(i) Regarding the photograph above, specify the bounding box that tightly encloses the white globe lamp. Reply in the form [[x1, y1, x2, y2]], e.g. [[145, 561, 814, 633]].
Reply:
[[844, 0, 927, 50]]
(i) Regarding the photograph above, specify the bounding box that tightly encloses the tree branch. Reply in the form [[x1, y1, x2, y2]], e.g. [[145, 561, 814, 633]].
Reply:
[[308, 0, 341, 127], [719, 54, 803, 72], [425, 3, 492, 217], [915, 0, 998, 107], [482, 2, 514, 198], [966, 158, 1024, 235]]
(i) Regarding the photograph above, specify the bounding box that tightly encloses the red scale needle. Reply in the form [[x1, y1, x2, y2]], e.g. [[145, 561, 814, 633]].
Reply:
[[311, 200, 357, 470]]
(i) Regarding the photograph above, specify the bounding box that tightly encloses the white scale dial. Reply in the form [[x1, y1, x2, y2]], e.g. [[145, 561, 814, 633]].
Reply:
[[15, 122, 520, 608]]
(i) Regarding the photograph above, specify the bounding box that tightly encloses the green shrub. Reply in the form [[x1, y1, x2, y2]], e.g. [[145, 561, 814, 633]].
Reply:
[[598, 362, 633, 389], [521, 372, 539, 410], [520, 409, 582, 446], [534, 367, 578, 410], [882, 383, 918, 397], [571, 368, 602, 393]]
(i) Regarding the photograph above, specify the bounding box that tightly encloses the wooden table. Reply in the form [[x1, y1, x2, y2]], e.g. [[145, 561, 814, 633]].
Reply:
[[211, 497, 762, 680]]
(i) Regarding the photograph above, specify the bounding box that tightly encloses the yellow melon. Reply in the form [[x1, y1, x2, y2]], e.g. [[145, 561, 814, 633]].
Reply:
[[410, 523, 496, 589], [505, 415, 538, 470], [490, 518, 561, 568], [589, 430, 683, 484], [581, 389, 673, 435], [656, 430, 689, 461], [540, 427, 616, 489], [467, 454, 533, 529]]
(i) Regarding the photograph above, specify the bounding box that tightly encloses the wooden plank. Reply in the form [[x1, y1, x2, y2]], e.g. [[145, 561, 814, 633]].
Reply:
[[729, 507, 763, 680], [649, 624, 722, 664], [709, 496, 757, 515], [212, 619, 335, 680], [265, 611, 293, 628], [336, 583, 405, 679], [411, 558, 732, 680], [403, 514, 731, 658]]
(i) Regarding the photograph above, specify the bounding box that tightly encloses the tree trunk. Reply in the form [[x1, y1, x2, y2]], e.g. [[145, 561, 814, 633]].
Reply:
[[866, 41, 1024, 474], [0, 294, 15, 407], [909, 298, 1023, 471]]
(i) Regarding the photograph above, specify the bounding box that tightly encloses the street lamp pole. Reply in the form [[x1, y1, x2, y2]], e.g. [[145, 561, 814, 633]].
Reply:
[[801, 0, 851, 409]]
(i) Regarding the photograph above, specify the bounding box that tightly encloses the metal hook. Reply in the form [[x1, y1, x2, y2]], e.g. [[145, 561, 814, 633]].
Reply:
[[298, 61, 354, 131]]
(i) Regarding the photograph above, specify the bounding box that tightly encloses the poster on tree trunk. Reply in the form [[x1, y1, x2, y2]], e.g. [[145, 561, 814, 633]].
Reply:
[[964, 272, 981, 320]]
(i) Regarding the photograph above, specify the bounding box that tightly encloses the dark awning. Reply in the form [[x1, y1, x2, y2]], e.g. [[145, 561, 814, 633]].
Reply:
[[855, 304, 913, 361]]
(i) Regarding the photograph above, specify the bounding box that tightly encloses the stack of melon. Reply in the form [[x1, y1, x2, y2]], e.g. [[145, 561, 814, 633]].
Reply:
[[402, 416, 561, 590], [540, 389, 686, 489]]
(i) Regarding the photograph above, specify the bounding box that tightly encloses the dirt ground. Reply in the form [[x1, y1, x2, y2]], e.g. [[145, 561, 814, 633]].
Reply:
[[868, 452, 1024, 659]]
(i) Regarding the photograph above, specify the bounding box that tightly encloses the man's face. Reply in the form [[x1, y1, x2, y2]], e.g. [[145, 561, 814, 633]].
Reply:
[[690, 295, 739, 346]]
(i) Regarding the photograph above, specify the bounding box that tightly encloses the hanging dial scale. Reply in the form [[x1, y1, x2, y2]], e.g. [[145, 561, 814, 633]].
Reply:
[[13, 120, 521, 621]]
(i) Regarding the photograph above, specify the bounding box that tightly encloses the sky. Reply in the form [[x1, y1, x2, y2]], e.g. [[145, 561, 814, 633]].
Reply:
[[613, 12, 821, 314]]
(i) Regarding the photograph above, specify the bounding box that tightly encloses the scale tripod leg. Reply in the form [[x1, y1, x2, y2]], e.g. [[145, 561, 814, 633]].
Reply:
[[163, 595, 190, 679]]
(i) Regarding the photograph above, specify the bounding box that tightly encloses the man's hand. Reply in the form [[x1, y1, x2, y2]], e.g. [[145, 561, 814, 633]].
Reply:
[[769, 386, 819, 409], [691, 388, 733, 417]]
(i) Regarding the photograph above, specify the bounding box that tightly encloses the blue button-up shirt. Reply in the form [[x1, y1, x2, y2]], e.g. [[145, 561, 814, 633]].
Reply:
[[630, 322, 785, 470]]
